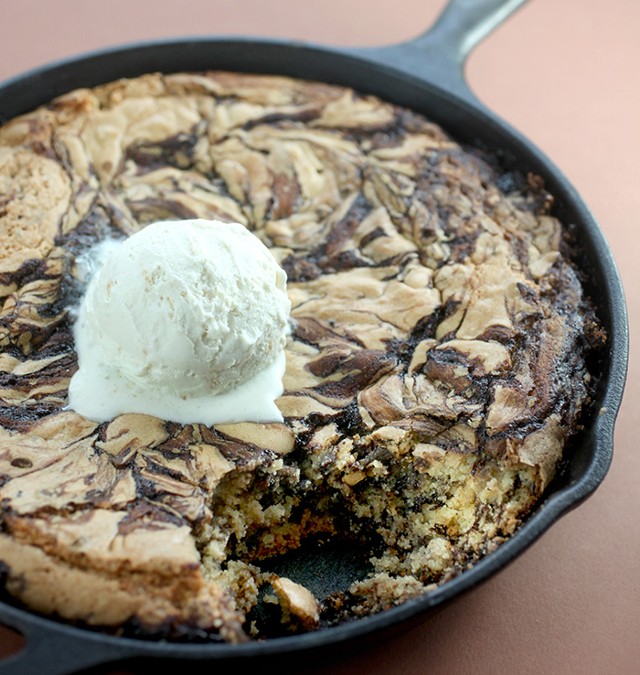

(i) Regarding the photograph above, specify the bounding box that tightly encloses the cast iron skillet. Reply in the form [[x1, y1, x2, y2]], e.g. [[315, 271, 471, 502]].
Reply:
[[0, 0, 629, 673]]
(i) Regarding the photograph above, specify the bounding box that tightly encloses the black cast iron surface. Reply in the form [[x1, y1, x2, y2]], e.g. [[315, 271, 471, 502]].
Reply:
[[0, 1, 628, 673]]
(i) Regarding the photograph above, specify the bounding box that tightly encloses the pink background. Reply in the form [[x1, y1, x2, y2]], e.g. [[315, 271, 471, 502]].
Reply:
[[1, 1, 639, 673]]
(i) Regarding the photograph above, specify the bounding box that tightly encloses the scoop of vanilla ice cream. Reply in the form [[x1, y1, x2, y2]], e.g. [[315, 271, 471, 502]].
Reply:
[[68, 219, 291, 425]]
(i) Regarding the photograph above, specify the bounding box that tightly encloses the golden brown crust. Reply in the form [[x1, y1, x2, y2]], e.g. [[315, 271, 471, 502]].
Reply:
[[0, 71, 602, 641], [0, 148, 71, 274]]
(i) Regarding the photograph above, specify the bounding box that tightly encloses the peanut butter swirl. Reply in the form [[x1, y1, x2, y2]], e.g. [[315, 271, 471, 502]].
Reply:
[[0, 72, 604, 641]]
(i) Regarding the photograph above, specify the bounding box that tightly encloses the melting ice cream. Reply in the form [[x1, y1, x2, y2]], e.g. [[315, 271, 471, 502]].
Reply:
[[68, 219, 291, 425]]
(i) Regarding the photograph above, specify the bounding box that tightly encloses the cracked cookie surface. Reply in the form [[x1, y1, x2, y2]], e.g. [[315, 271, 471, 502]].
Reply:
[[0, 71, 604, 641]]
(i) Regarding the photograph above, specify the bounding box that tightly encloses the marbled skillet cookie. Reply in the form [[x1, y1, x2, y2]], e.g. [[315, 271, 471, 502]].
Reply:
[[0, 72, 604, 641]]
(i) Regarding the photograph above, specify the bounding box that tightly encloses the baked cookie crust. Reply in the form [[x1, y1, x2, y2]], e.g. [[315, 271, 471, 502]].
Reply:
[[0, 72, 604, 641]]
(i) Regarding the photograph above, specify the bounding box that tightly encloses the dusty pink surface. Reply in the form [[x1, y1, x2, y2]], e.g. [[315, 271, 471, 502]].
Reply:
[[0, 1, 638, 673]]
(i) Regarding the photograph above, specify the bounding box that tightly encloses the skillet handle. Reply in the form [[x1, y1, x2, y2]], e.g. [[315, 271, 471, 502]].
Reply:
[[363, 0, 528, 106]]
